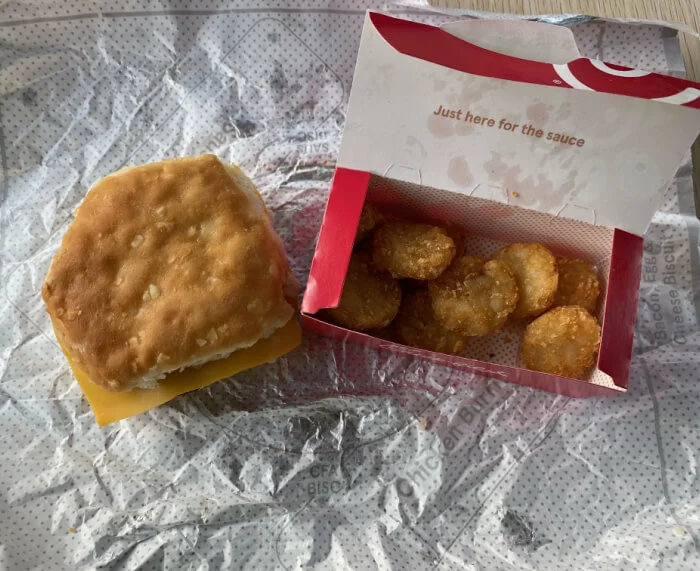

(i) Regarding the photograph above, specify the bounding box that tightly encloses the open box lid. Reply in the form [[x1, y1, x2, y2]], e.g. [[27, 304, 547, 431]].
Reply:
[[337, 12, 700, 237]]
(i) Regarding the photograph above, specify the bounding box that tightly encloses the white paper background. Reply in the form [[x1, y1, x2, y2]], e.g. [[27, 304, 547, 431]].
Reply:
[[1, 2, 700, 570]]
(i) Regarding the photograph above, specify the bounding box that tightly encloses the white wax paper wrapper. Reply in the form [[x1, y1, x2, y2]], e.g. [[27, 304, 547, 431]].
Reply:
[[1, 2, 700, 570]]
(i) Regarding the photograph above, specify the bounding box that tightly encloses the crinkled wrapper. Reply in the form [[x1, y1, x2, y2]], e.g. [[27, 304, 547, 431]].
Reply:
[[1, 1, 700, 570]]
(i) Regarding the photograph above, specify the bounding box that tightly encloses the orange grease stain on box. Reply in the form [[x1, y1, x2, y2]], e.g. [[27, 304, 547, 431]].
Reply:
[[59, 318, 301, 426]]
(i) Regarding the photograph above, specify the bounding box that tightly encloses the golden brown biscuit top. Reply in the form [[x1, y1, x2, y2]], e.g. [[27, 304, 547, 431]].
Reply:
[[42, 155, 294, 391]]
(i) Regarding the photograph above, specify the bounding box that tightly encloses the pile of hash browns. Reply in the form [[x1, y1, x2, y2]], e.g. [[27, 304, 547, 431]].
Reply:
[[326, 203, 603, 380]]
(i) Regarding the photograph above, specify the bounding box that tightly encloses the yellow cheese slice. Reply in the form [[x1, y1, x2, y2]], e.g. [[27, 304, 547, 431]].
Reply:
[[60, 318, 302, 426]]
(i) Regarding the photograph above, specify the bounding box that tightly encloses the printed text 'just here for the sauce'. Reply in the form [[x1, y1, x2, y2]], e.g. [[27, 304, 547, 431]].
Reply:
[[433, 104, 585, 147]]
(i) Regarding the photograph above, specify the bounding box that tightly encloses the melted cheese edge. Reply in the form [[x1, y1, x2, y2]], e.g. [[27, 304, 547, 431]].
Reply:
[[60, 318, 302, 426]]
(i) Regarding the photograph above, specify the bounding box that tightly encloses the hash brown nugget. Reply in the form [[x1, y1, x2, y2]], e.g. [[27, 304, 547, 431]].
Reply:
[[429, 255, 519, 336], [521, 305, 601, 378], [373, 222, 456, 280], [445, 224, 468, 256], [492, 243, 558, 319], [355, 203, 384, 242], [395, 290, 471, 355], [554, 257, 600, 314], [327, 255, 401, 330]]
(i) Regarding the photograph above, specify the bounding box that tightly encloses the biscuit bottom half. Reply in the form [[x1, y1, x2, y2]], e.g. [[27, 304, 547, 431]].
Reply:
[[58, 317, 301, 426]]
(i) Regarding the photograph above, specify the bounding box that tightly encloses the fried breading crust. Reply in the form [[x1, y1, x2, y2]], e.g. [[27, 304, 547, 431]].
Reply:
[[327, 254, 401, 330], [553, 257, 600, 314], [395, 290, 471, 354], [521, 305, 601, 378], [373, 222, 456, 280], [429, 255, 519, 336], [355, 203, 384, 242], [492, 242, 558, 319]]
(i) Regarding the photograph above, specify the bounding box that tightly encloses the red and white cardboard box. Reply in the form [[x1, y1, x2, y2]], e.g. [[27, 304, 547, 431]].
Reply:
[[301, 12, 700, 398]]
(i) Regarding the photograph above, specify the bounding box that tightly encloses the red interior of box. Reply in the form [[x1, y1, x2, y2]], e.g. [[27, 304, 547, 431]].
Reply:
[[302, 167, 644, 397]]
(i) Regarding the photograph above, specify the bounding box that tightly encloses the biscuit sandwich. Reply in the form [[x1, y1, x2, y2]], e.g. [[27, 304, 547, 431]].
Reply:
[[42, 155, 298, 392]]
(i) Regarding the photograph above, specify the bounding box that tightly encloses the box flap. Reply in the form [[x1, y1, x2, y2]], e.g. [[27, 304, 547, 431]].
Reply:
[[441, 19, 581, 64], [302, 168, 371, 315], [337, 12, 700, 236]]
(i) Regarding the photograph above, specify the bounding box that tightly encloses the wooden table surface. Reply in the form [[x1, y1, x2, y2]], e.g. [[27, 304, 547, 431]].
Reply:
[[435, 1, 700, 207]]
